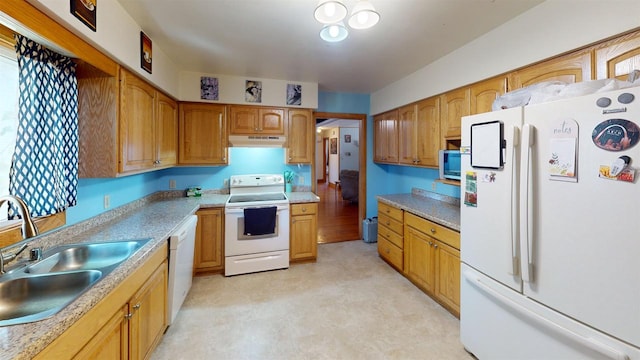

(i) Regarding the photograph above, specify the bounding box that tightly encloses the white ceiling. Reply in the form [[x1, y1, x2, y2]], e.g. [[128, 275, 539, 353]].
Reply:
[[117, 0, 544, 94]]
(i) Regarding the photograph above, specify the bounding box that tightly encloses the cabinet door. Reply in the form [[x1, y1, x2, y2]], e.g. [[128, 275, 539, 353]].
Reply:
[[74, 305, 129, 360], [287, 109, 313, 163], [194, 208, 224, 272], [404, 225, 436, 294], [373, 110, 398, 163], [440, 87, 469, 148], [398, 104, 417, 165], [470, 76, 507, 115], [119, 69, 156, 173], [416, 97, 440, 167], [130, 261, 167, 360], [229, 106, 259, 134], [595, 29, 640, 80], [179, 103, 227, 165], [258, 108, 285, 134], [290, 204, 318, 262], [508, 50, 592, 90], [155, 92, 177, 168], [435, 242, 460, 316]]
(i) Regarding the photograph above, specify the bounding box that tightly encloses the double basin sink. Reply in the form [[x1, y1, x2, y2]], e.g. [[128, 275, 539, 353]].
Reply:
[[0, 239, 151, 326]]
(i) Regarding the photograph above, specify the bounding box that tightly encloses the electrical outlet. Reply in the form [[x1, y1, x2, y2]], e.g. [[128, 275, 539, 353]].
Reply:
[[224, 179, 229, 187], [104, 194, 110, 209], [299, 175, 304, 185], [169, 179, 176, 189], [431, 182, 437, 190]]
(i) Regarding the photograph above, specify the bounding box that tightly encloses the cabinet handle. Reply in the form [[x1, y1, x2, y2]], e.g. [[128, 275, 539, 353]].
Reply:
[[302, 208, 307, 213], [292, 219, 296, 224], [385, 221, 390, 225], [288, 157, 293, 161], [385, 248, 390, 254], [434, 244, 438, 249], [222, 157, 227, 161], [385, 209, 390, 213], [133, 303, 141, 310], [428, 241, 433, 246], [430, 228, 436, 233], [125, 313, 133, 320]]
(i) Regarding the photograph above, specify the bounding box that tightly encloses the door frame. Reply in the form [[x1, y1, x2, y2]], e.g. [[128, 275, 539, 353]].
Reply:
[[312, 112, 367, 239]]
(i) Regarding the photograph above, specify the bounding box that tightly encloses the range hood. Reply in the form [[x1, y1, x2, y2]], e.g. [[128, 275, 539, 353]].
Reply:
[[228, 135, 287, 148]]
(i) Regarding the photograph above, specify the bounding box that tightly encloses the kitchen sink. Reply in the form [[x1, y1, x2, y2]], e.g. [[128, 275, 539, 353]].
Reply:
[[0, 238, 151, 326], [0, 270, 102, 326], [24, 239, 150, 274]]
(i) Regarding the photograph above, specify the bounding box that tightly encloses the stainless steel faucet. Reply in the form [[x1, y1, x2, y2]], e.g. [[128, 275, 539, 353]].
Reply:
[[0, 195, 39, 239], [0, 243, 28, 274]]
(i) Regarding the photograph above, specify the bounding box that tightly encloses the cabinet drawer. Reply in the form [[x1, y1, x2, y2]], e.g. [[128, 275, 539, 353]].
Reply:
[[378, 213, 403, 236], [377, 237, 403, 271], [291, 203, 317, 216], [378, 202, 403, 222], [405, 212, 460, 249], [378, 223, 403, 249]]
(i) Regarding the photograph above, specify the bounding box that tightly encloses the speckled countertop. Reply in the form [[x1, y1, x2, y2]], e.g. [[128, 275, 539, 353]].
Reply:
[[376, 188, 460, 231], [2, 190, 318, 360]]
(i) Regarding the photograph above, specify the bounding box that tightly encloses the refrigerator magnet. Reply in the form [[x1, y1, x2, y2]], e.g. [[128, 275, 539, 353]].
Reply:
[[549, 119, 578, 183], [464, 171, 478, 207], [591, 119, 640, 151]]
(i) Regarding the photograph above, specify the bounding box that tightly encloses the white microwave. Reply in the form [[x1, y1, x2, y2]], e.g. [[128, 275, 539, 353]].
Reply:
[[439, 150, 461, 181]]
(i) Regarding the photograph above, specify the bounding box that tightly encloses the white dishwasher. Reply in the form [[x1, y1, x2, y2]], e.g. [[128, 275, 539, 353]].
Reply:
[[167, 215, 198, 325]]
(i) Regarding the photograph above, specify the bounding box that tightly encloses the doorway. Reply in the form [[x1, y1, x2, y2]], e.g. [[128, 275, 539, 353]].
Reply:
[[312, 112, 367, 242]]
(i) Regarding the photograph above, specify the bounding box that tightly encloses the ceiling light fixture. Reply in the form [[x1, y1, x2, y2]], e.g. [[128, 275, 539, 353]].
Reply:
[[348, 0, 380, 29], [314, 0, 348, 24], [319, 22, 349, 43], [315, 0, 380, 42]]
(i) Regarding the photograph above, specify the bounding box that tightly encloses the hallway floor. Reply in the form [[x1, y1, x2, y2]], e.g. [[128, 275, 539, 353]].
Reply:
[[316, 181, 359, 243], [152, 241, 472, 360]]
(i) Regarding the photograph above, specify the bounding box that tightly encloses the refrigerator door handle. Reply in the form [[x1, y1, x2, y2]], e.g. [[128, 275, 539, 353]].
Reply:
[[464, 270, 630, 360], [520, 124, 535, 283], [510, 125, 520, 276]]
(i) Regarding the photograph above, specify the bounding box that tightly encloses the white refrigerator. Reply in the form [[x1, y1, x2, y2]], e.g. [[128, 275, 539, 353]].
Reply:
[[460, 87, 640, 359]]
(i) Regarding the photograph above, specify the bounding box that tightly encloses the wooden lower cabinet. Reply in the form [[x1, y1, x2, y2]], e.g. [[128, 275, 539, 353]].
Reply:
[[377, 202, 404, 271], [377, 203, 461, 318], [194, 208, 224, 274], [74, 305, 129, 360], [404, 224, 437, 293], [290, 203, 318, 262], [36, 244, 168, 360], [403, 212, 460, 317]]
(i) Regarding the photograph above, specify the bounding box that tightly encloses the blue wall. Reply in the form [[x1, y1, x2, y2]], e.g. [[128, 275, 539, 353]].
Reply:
[[157, 147, 311, 192], [67, 172, 161, 225]]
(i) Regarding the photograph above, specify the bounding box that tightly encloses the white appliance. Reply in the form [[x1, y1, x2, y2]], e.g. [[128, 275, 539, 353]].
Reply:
[[224, 174, 290, 276], [167, 215, 198, 325], [460, 87, 640, 359]]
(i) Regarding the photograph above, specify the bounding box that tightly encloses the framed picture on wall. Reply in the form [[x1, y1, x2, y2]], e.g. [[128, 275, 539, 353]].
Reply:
[[345, 134, 351, 143], [71, 0, 97, 31], [200, 77, 219, 100], [140, 31, 152, 74], [245, 80, 262, 103], [330, 138, 338, 154]]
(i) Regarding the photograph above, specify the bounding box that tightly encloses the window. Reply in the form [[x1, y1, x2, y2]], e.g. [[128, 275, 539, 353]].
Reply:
[[0, 46, 18, 223]]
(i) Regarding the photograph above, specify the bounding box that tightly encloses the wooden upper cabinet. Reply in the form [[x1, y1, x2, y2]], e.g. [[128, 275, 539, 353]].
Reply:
[[440, 87, 469, 148], [508, 50, 592, 90], [155, 92, 178, 168], [416, 97, 440, 167], [373, 110, 399, 164], [595, 29, 640, 80], [470, 76, 507, 115], [259, 108, 285, 134], [229, 105, 284, 135], [398, 104, 417, 165], [119, 68, 156, 173], [179, 103, 228, 165], [286, 109, 313, 164]]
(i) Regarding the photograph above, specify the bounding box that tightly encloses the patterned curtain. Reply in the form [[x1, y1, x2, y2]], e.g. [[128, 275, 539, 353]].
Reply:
[[8, 35, 78, 219]]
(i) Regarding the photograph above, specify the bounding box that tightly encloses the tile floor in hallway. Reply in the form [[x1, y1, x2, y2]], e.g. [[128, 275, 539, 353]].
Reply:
[[152, 240, 474, 360]]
